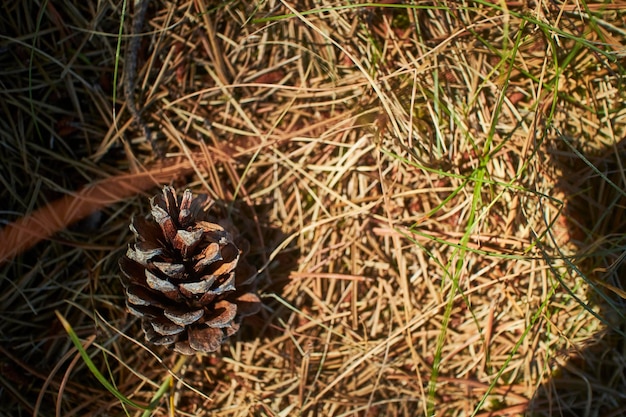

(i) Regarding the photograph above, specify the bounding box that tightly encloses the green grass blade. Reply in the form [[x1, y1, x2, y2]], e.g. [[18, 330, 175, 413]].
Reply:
[[55, 310, 148, 410]]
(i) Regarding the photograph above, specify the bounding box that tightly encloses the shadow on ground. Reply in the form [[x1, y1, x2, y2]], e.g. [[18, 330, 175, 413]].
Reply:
[[527, 136, 626, 416]]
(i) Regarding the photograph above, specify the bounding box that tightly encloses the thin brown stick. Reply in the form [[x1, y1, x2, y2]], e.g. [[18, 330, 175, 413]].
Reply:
[[0, 159, 194, 264], [124, 0, 160, 156]]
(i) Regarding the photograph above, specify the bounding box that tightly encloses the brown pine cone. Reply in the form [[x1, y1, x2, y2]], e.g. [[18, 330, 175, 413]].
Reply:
[[119, 186, 261, 355]]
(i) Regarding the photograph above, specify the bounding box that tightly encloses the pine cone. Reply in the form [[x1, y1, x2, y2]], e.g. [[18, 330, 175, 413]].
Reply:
[[119, 186, 262, 355]]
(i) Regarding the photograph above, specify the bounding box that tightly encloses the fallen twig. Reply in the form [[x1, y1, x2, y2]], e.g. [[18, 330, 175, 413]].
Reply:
[[0, 158, 194, 264]]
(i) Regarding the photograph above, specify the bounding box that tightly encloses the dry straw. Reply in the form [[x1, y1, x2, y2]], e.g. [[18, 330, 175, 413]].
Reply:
[[1, 1, 626, 416]]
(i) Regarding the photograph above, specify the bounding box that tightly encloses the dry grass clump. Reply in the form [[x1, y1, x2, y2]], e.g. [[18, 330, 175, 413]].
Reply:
[[1, 1, 626, 416]]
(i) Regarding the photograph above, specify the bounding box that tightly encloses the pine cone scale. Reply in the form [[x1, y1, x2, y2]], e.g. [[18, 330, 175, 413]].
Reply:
[[164, 308, 204, 326], [127, 246, 162, 265], [151, 203, 177, 240], [205, 300, 237, 328], [187, 326, 223, 353], [129, 216, 161, 240], [126, 301, 160, 318], [152, 261, 185, 279], [145, 270, 177, 293], [151, 317, 185, 335]]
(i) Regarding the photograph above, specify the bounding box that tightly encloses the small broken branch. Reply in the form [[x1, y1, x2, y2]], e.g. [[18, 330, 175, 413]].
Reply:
[[0, 158, 194, 264]]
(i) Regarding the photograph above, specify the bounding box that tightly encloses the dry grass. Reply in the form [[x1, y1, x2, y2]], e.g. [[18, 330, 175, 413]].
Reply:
[[1, 1, 626, 416]]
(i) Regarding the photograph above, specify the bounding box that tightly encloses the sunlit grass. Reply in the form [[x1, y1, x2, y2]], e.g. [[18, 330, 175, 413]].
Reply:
[[1, 1, 626, 416]]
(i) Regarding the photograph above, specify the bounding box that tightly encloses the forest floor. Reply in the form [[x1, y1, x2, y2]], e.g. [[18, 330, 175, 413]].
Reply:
[[1, 1, 626, 416]]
